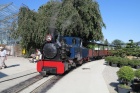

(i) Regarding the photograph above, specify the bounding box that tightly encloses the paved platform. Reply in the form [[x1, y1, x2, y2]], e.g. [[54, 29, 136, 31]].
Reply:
[[103, 65, 119, 93], [0, 56, 36, 79], [47, 60, 110, 93]]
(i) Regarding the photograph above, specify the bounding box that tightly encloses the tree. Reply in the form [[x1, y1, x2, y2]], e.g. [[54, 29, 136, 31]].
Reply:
[[11, 0, 105, 55], [104, 39, 109, 45], [112, 39, 140, 58], [37, 0, 61, 42], [11, 6, 40, 55], [126, 39, 135, 48], [56, 0, 80, 36], [111, 39, 124, 49], [57, 0, 106, 42], [125, 39, 140, 57], [12, 1, 61, 55]]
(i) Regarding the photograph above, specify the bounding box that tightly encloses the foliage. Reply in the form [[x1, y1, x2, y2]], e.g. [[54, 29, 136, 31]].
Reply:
[[118, 49, 126, 57], [12, 1, 61, 55], [127, 59, 140, 68], [119, 58, 129, 66], [126, 39, 135, 48], [11, 0, 105, 54], [117, 66, 134, 85], [87, 44, 95, 49], [128, 59, 134, 67], [112, 56, 121, 64], [111, 39, 124, 49], [104, 39, 109, 45], [108, 56, 114, 62], [133, 60, 140, 66], [57, 0, 105, 42], [16, 7, 40, 54], [87, 43, 100, 49], [112, 39, 140, 58], [135, 69, 140, 79], [105, 56, 112, 62]]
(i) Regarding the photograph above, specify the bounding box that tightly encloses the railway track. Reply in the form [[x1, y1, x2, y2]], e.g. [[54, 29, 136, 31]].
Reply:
[[28, 76, 61, 93], [0, 72, 38, 83], [0, 73, 62, 93]]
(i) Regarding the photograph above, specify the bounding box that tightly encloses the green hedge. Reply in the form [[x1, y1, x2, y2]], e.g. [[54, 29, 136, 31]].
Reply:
[[105, 56, 140, 68]]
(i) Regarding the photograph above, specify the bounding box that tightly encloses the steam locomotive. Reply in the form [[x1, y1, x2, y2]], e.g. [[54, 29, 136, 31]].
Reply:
[[37, 29, 114, 76], [37, 29, 89, 76]]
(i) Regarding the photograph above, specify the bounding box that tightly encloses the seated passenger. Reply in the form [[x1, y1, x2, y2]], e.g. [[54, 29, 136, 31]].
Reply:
[[30, 49, 42, 63]]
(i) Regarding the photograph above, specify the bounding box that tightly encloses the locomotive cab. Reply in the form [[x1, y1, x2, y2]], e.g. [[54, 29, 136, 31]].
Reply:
[[63, 37, 88, 65]]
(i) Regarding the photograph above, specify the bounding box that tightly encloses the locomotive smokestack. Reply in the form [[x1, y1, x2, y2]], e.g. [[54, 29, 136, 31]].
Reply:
[[48, 27, 58, 42]]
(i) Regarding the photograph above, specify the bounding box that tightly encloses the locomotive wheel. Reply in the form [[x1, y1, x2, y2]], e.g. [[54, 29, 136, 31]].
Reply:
[[71, 62, 76, 68], [68, 64, 71, 69]]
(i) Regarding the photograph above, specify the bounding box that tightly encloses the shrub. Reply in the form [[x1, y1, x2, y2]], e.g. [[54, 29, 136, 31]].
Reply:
[[105, 56, 110, 62], [105, 56, 114, 65], [117, 66, 134, 85], [117, 57, 122, 63], [112, 57, 119, 64], [133, 60, 140, 66], [119, 58, 128, 66], [109, 56, 114, 62], [128, 59, 133, 67], [135, 69, 140, 79]]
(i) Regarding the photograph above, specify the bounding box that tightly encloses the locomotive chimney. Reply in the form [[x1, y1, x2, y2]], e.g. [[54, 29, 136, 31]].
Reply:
[[48, 27, 58, 42]]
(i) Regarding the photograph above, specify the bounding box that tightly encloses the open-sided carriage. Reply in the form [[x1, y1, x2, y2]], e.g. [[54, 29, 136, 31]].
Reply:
[[87, 42, 115, 60]]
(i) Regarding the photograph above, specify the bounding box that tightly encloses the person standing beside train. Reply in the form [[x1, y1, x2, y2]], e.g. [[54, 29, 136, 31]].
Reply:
[[0, 47, 7, 69], [36, 49, 42, 60]]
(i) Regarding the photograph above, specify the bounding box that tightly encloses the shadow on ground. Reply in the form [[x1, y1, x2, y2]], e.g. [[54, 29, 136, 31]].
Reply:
[[7, 64, 20, 68], [110, 82, 119, 92], [0, 72, 7, 78]]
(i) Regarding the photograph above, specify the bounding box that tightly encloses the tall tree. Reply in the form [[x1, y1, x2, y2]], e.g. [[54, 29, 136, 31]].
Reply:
[[12, 1, 61, 53], [11, 0, 105, 54], [12, 7, 39, 54], [57, 0, 105, 42], [74, 0, 105, 41], [57, 0, 81, 36], [37, 0, 61, 42]]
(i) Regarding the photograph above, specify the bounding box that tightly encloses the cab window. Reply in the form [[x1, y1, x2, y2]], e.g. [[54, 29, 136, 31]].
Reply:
[[79, 39, 82, 46], [72, 38, 76, 45]]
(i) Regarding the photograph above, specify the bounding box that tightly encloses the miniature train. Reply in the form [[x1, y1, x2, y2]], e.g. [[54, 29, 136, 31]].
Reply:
[[37, 30, 114, 76]]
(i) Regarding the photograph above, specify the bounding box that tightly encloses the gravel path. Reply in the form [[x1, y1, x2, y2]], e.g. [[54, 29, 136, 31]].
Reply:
[[103, 64, 120, 93]]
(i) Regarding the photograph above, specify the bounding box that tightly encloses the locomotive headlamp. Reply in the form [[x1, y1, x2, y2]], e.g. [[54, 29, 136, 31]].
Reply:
[[46, 34, 52, 42]]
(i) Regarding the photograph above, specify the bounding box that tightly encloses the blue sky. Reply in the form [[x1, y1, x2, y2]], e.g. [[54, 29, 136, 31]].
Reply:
[[97, 0, 140, 43], [1, 0, 140, 43]]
